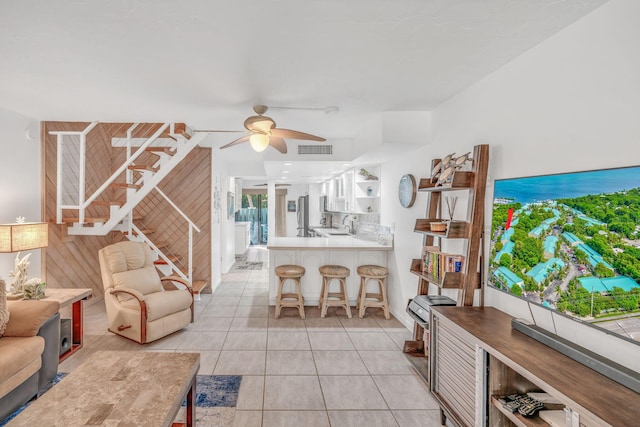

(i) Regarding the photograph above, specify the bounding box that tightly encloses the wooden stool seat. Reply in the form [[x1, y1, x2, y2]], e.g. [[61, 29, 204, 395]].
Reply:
[[356, 264, 390, 319], [356, 265, 389, 278], [274, 264, 306, 319], [318, 265, 350, 278], [318, 265, 351, 318], [275, 265, 305, 278]]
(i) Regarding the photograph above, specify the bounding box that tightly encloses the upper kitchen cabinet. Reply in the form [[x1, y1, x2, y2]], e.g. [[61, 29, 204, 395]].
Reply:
[[354, 165, 380, 213], [321, 164, 381, 213], [335, 170, 354, 212]]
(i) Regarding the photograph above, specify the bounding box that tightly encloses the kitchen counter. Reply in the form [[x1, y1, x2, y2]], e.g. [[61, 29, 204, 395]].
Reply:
[[267, 236, 392, 306], [267, 236, 393, 250]]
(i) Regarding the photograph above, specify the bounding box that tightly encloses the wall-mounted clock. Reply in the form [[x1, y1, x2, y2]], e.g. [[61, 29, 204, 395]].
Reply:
[[398, 174, 417, 208]]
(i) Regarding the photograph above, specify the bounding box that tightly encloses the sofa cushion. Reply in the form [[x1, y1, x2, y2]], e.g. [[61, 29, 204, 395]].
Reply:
[[0, 336, 44, 399], [0, 279, 8, 336], [4, 300, 60, 337]]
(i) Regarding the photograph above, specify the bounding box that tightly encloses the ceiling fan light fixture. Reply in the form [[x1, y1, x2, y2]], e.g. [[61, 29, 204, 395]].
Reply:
[[249, 133, 270, 152]]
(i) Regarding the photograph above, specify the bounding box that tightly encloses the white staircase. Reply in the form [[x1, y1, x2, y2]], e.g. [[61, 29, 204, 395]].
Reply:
[[51, 122, 209, 292]]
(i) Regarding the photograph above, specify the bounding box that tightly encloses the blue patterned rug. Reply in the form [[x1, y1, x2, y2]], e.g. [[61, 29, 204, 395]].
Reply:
[[1, 374, 242, 426], [184, 375, 242, 407]]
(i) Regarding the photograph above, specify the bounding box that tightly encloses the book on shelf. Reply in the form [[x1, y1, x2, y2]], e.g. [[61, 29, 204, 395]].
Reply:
[[421, 247, 464, 280]]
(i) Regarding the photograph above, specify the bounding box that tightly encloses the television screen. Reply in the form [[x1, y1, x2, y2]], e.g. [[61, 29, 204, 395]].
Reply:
[[489, 166, 640, 343]]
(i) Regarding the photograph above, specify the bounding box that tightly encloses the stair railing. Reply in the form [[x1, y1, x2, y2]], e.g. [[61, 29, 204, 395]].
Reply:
[[51, 121, 169, 225], [121, 187, 201, 282], [53, 121, 204, 284], [154, 187, 201, 281]]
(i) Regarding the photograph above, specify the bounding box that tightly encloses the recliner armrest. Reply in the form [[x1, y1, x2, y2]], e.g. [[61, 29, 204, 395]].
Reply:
[[4, 300, 60, 337], [110, 287, 145, 302], [160, 276, 193, 293]]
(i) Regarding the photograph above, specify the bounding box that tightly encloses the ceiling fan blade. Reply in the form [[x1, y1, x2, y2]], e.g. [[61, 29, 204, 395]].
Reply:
[[269, 137, 288, 154], [253, 119, 275, 134], [270, 128, 325, 141], [220, 135, 250, 149]]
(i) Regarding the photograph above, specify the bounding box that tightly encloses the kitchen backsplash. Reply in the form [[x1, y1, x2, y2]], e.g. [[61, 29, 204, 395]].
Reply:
[[330, 212, 380, 235]]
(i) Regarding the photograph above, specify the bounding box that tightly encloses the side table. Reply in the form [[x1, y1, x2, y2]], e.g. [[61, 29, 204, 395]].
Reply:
[[42, 288, 92, 362]]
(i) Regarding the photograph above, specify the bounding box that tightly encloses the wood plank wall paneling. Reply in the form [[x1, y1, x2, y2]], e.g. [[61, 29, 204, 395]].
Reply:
[[43, 122, 212, 304]]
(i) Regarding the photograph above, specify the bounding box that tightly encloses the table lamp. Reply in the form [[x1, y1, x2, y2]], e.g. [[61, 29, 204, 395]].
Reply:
[[0, 221, 49, 299]]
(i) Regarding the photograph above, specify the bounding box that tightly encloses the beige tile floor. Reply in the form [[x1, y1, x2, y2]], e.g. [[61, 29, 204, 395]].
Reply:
[[59, 246, 446, 427]]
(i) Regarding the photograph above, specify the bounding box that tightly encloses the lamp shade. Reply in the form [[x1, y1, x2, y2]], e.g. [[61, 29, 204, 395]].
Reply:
[[0, 222, 49, 253], [249, 133, 270, 152]]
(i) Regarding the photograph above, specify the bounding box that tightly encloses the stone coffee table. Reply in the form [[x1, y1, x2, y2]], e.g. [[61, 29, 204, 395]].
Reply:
[[8, 350, 200, 427]]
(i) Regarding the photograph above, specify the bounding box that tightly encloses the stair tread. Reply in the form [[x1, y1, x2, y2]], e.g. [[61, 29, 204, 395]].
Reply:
[[61, 217, 108, 224], [145, 147, 176, 155], [111, 183, 141, 190], [154, 241, 169, 249], [128, 165, 159, 173], [192, 280, 208, 294], [122, 228, 154, 235], [154, 254, 183, 263], [91, 200, 123, 207]]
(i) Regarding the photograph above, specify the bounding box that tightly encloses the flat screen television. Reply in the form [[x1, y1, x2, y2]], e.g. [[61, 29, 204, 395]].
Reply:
[[489, 165, 640, 345]]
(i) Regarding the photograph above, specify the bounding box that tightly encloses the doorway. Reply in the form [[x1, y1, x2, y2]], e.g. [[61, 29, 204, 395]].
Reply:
[[236, 192, 268, 245]]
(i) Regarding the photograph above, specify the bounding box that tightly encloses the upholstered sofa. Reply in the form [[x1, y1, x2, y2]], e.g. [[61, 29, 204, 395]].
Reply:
[[0, 299, 60, 422]]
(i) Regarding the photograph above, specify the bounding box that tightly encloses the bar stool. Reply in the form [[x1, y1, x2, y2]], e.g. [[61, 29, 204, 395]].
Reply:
[[356, 265, 390, 319], [318, 265, 352, 318], [274, 264, 306, 319]]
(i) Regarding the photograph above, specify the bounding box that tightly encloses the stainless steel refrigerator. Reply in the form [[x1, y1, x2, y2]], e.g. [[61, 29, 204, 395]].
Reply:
[[297, 195, 310, 237]]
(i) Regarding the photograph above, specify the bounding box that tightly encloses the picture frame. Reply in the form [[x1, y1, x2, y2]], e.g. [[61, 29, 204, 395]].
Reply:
[[287, 200, 297, 212], [227, 192, 235, 218]]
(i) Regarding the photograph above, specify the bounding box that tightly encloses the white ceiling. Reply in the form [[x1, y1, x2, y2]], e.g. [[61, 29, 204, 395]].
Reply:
[[0, 0, 606, 183]]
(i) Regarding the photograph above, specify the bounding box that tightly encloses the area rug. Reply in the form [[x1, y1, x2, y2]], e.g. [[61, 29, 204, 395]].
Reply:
[[0, 374, 242, 427], [235, 261, 263, 270]]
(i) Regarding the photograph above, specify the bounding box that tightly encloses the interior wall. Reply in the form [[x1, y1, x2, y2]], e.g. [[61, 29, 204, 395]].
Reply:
[[380, 145, 430, 330], [0, 109, 42, 283], [211, 151, 236, 286], [428, 0, 640, 371]]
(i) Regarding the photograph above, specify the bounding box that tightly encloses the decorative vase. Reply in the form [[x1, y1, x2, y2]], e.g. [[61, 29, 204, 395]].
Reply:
[[366, 187, 373, 196]]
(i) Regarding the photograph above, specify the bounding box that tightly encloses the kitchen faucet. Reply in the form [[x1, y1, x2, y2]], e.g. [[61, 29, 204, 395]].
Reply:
[[342, 215, 356, 234]]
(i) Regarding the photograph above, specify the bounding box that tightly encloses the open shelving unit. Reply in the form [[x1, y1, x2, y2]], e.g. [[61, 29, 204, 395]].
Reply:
[[354, 164, 380, 213], [403, 144, 489, 381]]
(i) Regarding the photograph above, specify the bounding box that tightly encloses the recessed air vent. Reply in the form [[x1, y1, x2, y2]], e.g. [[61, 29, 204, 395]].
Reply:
[[298, 145, 333, 155]]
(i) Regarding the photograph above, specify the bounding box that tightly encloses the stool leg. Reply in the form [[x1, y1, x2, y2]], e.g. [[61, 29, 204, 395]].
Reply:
[[318, 277, 324, 310], [380, 277, 390, 320], [275, 277, 284, 319], [358, 276, 367, 318], [320, 277, 329, 318], [295, 277, 305, 319], [341, 278, 352, 319]]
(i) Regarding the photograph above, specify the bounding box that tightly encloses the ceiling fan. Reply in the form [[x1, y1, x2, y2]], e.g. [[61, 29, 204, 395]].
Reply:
[[217, 105, 326, 154]]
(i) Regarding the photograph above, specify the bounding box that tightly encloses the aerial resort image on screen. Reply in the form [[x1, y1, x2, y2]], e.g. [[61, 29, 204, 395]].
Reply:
[[489, 166, 640, 341]]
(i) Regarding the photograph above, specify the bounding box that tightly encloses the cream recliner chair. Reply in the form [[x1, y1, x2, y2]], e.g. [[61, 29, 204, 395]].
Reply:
[[98, 241, 193, 344]]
